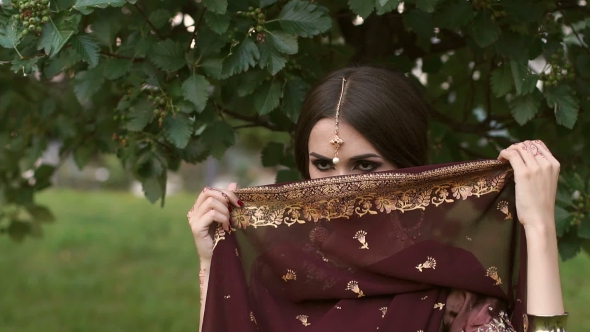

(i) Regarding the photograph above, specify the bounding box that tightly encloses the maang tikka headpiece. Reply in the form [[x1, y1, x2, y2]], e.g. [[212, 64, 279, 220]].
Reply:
[[329, 77, 347, 165]]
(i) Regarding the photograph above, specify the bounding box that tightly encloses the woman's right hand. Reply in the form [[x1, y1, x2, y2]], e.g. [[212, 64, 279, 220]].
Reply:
[[187, 182, 242, 262]]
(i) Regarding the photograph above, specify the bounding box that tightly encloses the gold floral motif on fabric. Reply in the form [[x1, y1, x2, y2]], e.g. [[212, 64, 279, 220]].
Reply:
[[353, 230, 369, 249], [476, 311, 516, 332], [434, 303, 445, 310], [296, 315, 311, 326], [213, 224, 226, 249], [250, 312, 257, 325], [486, 266, 503, 285], [230, 161, 510, 228], [497, 201, 513, 220], [346, 280, 365, 297], [282, 269, 297, 282], [380, 307, 388, 318], [416, 257, 437, 272]]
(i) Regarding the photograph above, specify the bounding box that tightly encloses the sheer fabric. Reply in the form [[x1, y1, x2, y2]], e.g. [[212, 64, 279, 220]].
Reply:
[[202, 160, 528, 332]]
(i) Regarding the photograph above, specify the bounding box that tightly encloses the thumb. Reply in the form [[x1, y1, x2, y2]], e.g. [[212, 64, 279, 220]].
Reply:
[[227, 182, 238, 191]]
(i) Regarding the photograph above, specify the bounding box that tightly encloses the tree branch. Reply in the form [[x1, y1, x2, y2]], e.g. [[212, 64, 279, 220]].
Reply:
[[221, 109, 282, 132], [99, 51, 143, 61], [187, 8, 206, 52], [560, 10, 590, 56], [133, 3, 164, 40]]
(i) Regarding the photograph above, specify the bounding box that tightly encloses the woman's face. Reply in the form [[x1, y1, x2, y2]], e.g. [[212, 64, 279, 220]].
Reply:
[[307, 118, 397, 179]]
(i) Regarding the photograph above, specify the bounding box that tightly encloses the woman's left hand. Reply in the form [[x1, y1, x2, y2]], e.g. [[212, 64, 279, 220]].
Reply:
[[498, 140, 560, 232]]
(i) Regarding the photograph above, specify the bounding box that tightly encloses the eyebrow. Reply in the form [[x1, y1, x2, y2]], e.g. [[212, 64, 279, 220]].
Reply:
[[309, 152, 382, 161]]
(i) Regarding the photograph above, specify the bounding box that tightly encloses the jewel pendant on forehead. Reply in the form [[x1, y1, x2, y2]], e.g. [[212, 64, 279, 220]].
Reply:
[[329, 135, 343, 164]]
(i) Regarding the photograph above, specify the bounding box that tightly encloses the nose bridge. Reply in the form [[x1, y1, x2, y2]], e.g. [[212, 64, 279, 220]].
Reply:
[[335, 166, 351, 177]]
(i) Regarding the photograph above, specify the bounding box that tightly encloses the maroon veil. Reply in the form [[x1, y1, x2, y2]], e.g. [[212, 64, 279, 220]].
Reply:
[[202, 160, 528, 332]]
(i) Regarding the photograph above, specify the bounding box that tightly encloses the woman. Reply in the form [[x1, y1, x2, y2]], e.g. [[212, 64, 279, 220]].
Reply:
[[188, 67, 566, 331]]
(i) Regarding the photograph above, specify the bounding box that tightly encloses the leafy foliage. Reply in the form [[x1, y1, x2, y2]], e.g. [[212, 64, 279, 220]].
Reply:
[[1, 0, 589, 258]]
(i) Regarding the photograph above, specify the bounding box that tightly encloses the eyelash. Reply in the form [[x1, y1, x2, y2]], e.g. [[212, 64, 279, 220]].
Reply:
[[312, 160, 381, 172]]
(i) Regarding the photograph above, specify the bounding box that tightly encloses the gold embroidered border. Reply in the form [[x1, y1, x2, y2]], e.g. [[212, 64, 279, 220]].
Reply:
[[231, 160, 512, 229]]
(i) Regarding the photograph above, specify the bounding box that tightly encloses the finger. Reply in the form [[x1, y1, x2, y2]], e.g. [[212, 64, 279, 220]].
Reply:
[[508, 142, 540, 169], [227, 182, 243, 207], [532, 139, 552, 155], [531, 141, 560, 173], [198, 209, 230, 232], [498, 148, 527, 177], [193, 196, 231, 221], [195, 186, 240, 209]]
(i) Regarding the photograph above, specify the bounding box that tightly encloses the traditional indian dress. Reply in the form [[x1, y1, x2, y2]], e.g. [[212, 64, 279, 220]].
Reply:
[[202, 160, 529, 332]]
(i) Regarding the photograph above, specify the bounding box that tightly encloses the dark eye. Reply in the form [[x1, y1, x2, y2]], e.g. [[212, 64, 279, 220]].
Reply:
[[355, 161, 379, 172], [312, 160, 333, 171]]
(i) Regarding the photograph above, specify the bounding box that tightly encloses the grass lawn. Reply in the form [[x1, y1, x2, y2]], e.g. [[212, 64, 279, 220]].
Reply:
[[0, 189, 588, 331]]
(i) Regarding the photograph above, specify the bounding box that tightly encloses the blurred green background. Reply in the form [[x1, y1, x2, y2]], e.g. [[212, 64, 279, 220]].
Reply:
[[1, 188, 589, 331]]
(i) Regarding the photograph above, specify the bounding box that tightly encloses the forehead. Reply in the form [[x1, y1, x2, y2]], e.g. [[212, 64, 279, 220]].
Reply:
[[308, 118, 379, 155]]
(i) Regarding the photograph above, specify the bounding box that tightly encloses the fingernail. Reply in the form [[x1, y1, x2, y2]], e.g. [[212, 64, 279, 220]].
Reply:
[[237, 200, 244, 207]]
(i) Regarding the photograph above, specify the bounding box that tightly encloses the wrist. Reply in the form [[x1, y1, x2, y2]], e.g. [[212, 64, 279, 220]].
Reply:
[[199, 258, 212, 269]]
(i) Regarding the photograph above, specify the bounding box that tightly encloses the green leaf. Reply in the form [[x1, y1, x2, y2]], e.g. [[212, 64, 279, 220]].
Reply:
[[202, 0, 227, 14], [148, 39, 186, 72], [254, 80, 282, 115], [204, 11, 230, 35], [73, 68, 105, 103], [71, 34, 100, 68], [579, 215, 590, 239], [545, 85, 580, 129], [403, 9, 434, 41], [375, 0, 400, 15], [44, 48, 81, 78], [142, 176, 164, 204], [7, 220, 32, 242], [237, 70, 268, 96], [490, 63, 513, 97], [258, 38, 288, 75], [576, 53, 590, 78], [555, 205, 571, 236], [433, 0, 475, 29], [73, 0, 126, 13], [182, 74, 210, 113], [282, 76, 309, 121], [469, 11, 500, 48], [268, 31, 298, 54], [276, 169, 301, 183], [495, 32, 532, 64], [502, 0, 544, 23], [0, 19, 20, 49], [348, 0, 374, 18], [510, 61, 537, 95], [509, 89, 541, 125], [276, 0, 331, 37], [10, 58, 40, 75], [260, 0, 279, 7], [179, 138, 210, 163], [101, 58, 132, 80], [201, 121, 236, 159], [37, 13, 81, 57], [127, 99, 153, 131], [149, 9, 171, 29], [26, 205, 56, 223], [164, 113, 193, 149], [416, 0, 439, 13], [73, 142, 96, 169], [261, 142, 284, 167], [200, 58, 223, 80], [222, 38, 260, 77], [558, 229, 583, 260], [91, 10, 123, 46]]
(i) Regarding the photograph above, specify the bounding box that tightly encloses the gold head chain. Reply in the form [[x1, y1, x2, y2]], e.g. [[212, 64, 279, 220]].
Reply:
[[329, 77, 347, 164]]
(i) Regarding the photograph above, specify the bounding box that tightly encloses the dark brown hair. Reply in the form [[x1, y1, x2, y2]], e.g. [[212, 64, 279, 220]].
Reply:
[[294, 66, 430, 179]]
